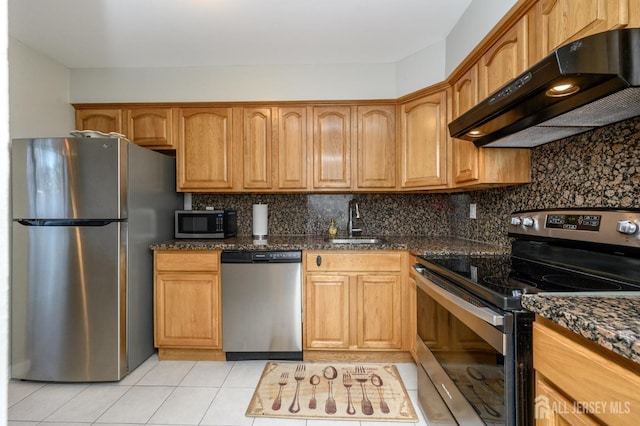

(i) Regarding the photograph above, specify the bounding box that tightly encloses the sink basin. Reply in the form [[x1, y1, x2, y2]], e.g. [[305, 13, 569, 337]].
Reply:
[[326, 237, 386, 244]]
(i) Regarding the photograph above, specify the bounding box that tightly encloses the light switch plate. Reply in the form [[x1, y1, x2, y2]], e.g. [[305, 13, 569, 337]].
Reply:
[[470, 203, 477, 219]]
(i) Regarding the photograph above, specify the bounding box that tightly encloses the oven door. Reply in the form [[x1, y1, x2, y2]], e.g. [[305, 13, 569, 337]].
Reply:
[[413, 264, 514, 425]]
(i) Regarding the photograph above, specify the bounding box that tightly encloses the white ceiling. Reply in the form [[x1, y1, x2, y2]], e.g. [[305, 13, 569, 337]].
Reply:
[[9, 0, 472, 69]]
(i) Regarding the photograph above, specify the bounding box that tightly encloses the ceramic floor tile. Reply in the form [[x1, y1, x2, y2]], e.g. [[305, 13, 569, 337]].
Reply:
[[7, 422, 40, 426], [8, 383, 87, 422], [200, 386, 255, 426], [44, 383, 131, 423], [117, 353, 160, 386], [223, 360, 268, 388], [136, 359, 196, 386], [180, 361, 234, 387], [95, 385, 174, 424], [147, 386, 219, 425], [395, 362, 418, 390], [7, 380, 45, 406], [252, 416, 307, 425], [307, 420, 362, 426]]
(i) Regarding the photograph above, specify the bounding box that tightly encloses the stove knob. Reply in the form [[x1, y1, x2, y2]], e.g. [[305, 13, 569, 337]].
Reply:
[[617, 220, 638, 235], [510, 217, 522, 226], [522, 217, 535, 227]]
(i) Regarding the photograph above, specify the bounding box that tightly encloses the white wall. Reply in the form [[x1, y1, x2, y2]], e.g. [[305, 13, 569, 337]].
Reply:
[[395, 41, 446, 96], [9, 37, 74, 138], [1, 0, 9, 423], [445, 0, 518, 75], [70, 63, 398, 103]]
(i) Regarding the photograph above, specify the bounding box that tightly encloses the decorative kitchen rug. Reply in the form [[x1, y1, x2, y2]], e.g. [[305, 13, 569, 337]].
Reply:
[[246, 362, 418, 422]]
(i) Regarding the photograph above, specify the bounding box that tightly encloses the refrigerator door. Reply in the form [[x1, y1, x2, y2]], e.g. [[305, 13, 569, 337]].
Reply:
[[11, 220, 126, 382], [11, 138, 126, 220]]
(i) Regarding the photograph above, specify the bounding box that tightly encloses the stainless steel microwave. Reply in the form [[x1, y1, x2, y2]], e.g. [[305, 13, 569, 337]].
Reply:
[[175, 210, 237, 239]]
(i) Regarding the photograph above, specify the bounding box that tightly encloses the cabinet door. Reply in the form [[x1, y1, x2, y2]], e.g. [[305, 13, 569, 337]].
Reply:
[[277, 107, 309, 190], [399, 91, 448, 188], [305, 274, 350, 349], [312, 106, 352, 189], [176, 108, 234, 191], [478, 16, 529, 99], [357, 105, 396, 189], [356, 274, 402, 349], [75, 109, 123, 134], [242, 107, 273, 189], [535, 377, 600, 426], [154, 272, 221, 348], [125, 107, 175, 149], [540, 0, 629, 54], [451, 65, 480, 184]]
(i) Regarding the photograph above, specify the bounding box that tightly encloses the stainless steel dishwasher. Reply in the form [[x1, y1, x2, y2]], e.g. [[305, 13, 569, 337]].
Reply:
[[221, 250, 303, 361]]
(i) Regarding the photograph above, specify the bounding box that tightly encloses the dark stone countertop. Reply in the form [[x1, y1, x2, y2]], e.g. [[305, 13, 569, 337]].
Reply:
[[522, 294, 640, 365], [150, 235, 509, 257]]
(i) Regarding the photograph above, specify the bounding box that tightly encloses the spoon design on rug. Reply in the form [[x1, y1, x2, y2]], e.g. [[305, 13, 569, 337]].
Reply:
[[323, 365, 338, 414], [355, 365, 374, 415], [371, 373, 390, 413], [308, 374, 320, 409], [288, 364, 306, 413], [271, 372, 288, 411]]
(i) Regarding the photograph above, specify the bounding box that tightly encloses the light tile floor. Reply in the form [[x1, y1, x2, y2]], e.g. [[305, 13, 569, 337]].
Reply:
[[8, 354, 430, 426]]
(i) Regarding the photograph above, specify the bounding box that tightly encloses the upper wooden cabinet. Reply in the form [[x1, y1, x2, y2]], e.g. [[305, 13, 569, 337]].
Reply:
[[312, 106, 352, 190], [478, 15, 530, 99], [242, 107, 273, 190], [538, 0, 633, 54], [399, 89, 449, 189], [176, 107, 235, 192], [125, 107, 176, 150], [277, 106, 310, 190], [75, 108, 123, 135], [356, 105, 396, 189]]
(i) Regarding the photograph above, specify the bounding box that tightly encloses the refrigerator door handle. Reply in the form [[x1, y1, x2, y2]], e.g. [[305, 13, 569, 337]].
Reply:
[[17, 219, 119, 227]]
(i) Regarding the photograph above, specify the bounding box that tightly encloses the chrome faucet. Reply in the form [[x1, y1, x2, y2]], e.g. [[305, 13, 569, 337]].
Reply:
[[348, 199, 362, 236]]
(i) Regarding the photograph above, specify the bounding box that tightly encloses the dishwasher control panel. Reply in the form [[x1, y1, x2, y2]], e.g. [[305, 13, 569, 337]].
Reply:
[[221, 250, 302, 263]]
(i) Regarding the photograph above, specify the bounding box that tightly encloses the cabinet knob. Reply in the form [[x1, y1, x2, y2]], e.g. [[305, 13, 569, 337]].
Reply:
[[316, 255, 322, 267]]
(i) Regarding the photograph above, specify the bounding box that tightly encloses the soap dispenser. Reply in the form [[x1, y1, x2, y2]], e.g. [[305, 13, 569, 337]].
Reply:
[[327, 218, 338, 237]]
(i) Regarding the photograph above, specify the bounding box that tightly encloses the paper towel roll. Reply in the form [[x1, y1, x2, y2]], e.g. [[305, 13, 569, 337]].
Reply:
[[252, 204, 268, 240]]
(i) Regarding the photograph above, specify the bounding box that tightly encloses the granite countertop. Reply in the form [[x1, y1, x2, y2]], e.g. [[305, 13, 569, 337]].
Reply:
[[150, 235, 509, 257], [522, 294, 640, 365]]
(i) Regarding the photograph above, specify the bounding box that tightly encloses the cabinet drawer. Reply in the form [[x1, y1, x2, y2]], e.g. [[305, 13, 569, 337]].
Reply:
[[533, 320, 640, 425], [155, 251, 220, 272], [306, 251, 402, 272]]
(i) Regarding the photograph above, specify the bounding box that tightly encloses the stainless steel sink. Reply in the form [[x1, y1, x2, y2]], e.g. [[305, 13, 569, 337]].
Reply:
[[326, 237, 386, 244]]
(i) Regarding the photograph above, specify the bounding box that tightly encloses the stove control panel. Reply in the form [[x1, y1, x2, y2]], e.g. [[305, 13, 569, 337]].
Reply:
[[508, 209, 640, 248]]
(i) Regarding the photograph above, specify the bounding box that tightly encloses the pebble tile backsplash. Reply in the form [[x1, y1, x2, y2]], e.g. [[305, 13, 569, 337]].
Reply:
[[193, 116, 640, 246]]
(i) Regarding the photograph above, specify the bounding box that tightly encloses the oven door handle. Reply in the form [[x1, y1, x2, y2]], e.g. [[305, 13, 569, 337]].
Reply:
[[413, 266, 504, 326]]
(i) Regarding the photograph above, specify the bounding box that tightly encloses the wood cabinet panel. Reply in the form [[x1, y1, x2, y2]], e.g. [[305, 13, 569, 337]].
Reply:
[[399, 91, 448, 189], [242, 107, 273, 189], [312, 106, 352, 189], [154, 272, 221, 348], [539, 0, 630, 54], [451, 65, 480, 184], [357, 105, 396, 189], [75, 109, 123, 134], [478, 16, 529, 99], [535, 376, 600, 426], [155, 251, 219, 272], [305, 251, 402, 272], [176, 108, 234, 191], [125, 107, 175, 149], [277, 107, 309, 190], [356, 275, 402, 349], [305, 274, 351, 349]]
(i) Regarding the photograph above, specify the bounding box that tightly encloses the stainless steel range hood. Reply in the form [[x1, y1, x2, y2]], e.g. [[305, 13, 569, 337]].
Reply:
[[449, 28, 640, 148]]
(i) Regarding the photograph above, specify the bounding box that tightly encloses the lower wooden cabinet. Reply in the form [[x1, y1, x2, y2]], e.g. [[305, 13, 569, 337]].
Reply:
[[153, 250, 224, 360], [533, 317, 640, 425], [304, 251, 411, 361]]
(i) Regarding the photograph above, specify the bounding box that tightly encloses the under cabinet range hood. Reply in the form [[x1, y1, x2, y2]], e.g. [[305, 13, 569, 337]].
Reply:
[[449, 28, 640, 148]]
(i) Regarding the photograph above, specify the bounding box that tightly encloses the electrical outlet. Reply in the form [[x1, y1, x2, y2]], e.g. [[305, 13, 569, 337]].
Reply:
[[470, 203, 477, 219]]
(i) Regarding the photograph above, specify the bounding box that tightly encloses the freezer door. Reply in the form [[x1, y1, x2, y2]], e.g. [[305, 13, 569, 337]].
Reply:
[[11, 221, 126, 382], [11, 138, 126, 220]]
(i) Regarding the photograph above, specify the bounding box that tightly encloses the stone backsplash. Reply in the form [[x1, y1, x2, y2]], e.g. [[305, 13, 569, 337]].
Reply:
[[193, 116, 640, 246]]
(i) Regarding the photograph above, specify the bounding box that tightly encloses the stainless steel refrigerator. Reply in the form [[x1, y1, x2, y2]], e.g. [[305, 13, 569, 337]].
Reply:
[[11, 137, 181, 382]]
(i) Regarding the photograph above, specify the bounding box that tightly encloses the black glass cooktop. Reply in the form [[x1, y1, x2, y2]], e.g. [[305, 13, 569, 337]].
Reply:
[[417, 241, 640, 310]]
